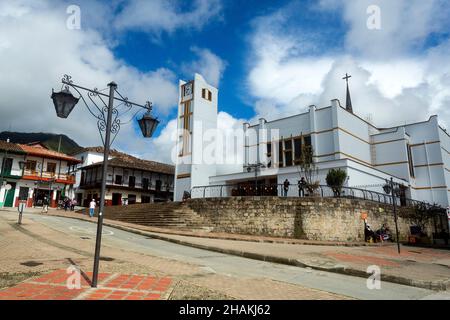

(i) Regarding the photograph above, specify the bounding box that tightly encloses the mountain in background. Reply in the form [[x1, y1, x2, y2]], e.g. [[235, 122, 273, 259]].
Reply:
[[0, 132, 83, 155]]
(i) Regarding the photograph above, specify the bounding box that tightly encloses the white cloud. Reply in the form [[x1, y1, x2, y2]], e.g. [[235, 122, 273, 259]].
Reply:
[[340, 0, 449, 59], [0, 0, 178, 160], [245, 0, 450, 130], [126, 111, 246, 165], [114, 0, 222, 35], [361, 60, 425, 99], [182, 47, 227, 87]]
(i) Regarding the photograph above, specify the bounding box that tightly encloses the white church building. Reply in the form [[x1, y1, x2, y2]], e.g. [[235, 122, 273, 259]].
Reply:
[[174, 74, 450, 207]]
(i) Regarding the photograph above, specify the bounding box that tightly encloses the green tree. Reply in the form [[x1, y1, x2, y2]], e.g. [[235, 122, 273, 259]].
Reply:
[[296, 136, 319, 194]]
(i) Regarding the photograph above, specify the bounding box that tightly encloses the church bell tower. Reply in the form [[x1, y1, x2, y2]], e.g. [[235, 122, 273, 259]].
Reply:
[[174, 74, 218, 201]]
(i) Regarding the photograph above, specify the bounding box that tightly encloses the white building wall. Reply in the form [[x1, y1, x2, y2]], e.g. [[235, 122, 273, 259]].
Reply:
[[0, 153, 26, 177], [174, 74, 219, 201], [438, 128, 450, 206], [334, 105, 372, 164]]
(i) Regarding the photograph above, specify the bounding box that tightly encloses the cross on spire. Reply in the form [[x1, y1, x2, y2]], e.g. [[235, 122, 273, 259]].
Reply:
[[343, 73, 351, 83], [342, 73, 353, 113]]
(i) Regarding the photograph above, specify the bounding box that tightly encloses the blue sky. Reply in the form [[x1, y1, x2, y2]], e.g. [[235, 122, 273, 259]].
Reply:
[[1, 0, 450, 163], [113, 0, 349, 122], [113, 0, 289, 121]]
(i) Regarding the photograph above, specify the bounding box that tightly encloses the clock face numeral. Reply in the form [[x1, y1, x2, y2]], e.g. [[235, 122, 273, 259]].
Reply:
[[184, 83, 193, 97]]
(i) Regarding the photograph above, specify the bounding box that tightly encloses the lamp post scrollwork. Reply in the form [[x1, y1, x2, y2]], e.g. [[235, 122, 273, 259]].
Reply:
[[51, 74, 159, 287]]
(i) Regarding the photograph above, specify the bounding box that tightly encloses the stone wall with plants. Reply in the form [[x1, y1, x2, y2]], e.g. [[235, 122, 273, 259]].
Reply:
[[186, 197, 434, 242]]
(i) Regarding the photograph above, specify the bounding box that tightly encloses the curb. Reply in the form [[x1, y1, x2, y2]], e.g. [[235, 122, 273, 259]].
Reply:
[[109, 225, 449, 292], [37, 213, 449, 292]]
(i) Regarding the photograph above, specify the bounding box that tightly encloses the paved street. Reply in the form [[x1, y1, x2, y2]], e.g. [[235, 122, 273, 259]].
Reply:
[[1, 210, 449, 300]]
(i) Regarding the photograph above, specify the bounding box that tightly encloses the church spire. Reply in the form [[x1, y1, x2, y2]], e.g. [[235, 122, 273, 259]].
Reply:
[[342, 73, 353, 113]]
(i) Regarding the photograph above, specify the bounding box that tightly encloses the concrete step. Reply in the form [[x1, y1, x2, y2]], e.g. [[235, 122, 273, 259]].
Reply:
[[97, 202, 206, 230]]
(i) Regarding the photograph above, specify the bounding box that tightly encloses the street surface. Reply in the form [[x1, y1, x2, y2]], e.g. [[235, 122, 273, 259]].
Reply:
[[1, 211, 448, 300]]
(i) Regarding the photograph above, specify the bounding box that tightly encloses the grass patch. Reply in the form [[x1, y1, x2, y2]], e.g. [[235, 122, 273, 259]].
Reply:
[[0, 272, 42, 289], [168, 280, 235, 300]]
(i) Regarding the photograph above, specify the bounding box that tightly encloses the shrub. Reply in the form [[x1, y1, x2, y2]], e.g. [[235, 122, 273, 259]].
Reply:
[[326, 169, 348, 196]]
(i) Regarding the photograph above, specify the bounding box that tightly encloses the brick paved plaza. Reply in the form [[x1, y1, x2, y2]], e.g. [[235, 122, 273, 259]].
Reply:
[[0, 269, 171, 300]]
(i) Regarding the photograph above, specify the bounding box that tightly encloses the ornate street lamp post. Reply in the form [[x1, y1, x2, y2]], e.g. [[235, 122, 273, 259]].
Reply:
[[51, 75, 159, 287]]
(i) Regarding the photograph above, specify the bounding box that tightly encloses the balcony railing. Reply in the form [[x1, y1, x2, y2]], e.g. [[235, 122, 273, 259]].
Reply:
[[23, 169, 76, 183], [190, 184, 436, 209], [79, 178, 173, 192]]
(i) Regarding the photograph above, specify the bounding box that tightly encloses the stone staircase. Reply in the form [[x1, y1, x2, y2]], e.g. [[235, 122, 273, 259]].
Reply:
[[96, 202, 210, 231]]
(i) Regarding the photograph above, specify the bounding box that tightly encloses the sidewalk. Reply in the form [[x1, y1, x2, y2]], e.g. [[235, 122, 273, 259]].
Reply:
[[6, 208, 450, 291]]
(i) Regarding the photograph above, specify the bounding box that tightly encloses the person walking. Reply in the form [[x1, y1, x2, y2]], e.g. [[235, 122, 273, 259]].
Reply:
[[298, 177, 306, 197], [70, 198, 76, 211], [42, 196, 49, 213], [283, 179, 290, 197], [89, 199, 96, 218]]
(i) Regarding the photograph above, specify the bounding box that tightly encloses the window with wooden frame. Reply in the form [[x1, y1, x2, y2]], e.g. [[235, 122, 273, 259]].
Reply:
[[284, 140, 293, 167], [128, 176, 136, 188], [47, 162, 57, 174], [304, 136, 312, 147], [278, 141, 284, 168], [25, 160, 37, 172], [142, 178, 149, 190], [304, 136, 313, 163], [294, 138, 302, 165], [266, 143, 272, 158], [407, 144, 415, 178], [155, 180, 162, 191], [178, 100, 193, 156], [266, 143, 272, 168], [277, 135, 312, 167], [202, 88, 212, 101]]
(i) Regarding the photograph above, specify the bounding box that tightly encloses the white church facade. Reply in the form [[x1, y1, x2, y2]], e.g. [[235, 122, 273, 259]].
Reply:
[[174, 74, 450, 207]]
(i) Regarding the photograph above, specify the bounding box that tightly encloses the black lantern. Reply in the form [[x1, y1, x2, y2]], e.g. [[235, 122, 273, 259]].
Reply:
[[383, 183, 391, 195], [51, 87, 79, 118], [138, 104, 159, 138]]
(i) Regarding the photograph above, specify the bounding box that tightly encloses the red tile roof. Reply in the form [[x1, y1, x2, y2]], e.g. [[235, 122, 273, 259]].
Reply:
[[19, 143, 81, 164], [0, 140, 26, 154], [82, 152, 174, 175], [73, 146, 124, 157]]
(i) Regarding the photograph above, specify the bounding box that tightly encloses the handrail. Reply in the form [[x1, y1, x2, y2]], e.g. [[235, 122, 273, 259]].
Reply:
[[190, 183, 436, 209]]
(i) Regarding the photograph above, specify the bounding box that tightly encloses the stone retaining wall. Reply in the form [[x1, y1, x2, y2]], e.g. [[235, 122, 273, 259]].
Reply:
[[186, 197, 432, 242]]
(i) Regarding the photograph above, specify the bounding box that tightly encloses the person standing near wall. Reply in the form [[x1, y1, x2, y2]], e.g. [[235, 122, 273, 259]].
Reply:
[[298, 177, 306, 197], [283, 179, 290, 197]]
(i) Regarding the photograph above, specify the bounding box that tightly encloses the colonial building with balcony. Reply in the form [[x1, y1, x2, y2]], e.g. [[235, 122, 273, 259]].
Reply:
[[0, 140, 27, 208], [0, 141, 80, 208], [75, 147, 174, 206]]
